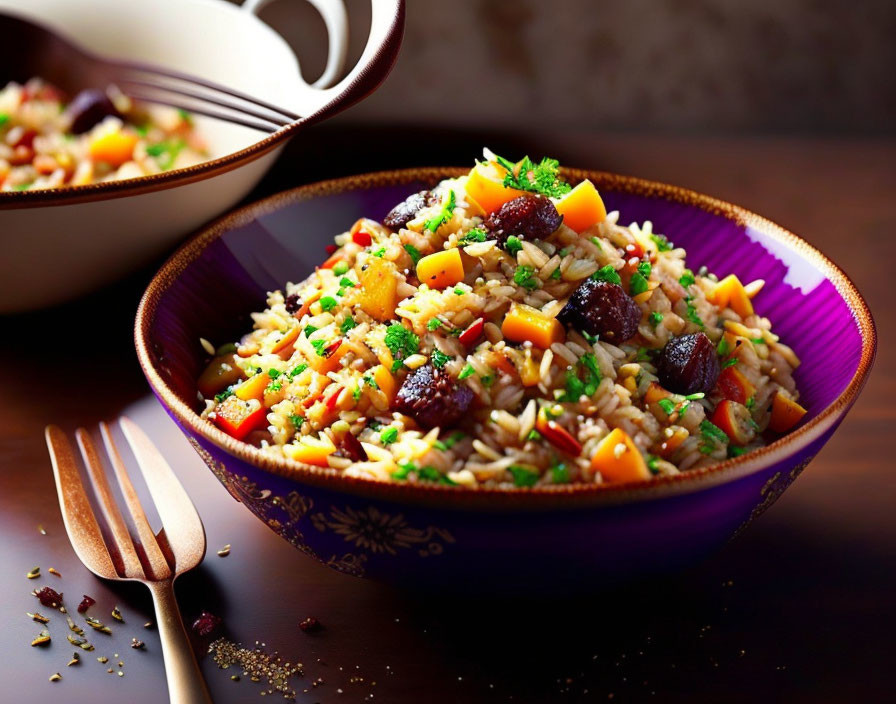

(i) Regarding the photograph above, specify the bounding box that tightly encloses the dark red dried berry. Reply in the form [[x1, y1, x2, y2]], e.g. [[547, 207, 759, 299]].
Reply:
[[77, 595, 95, 613], [299, 616, 323, 633], [557, 279, 642, 343], [338, 431, 368, 462], [65, 89, 121, 134], [33, 586, 63, 608], [484, 194, 563, 249], [656, 332, 720, 396], [395, 364, 474, 430], [383, 190, 435, 231], [284, 293, 302, 315], [192, 611, 222, 637]]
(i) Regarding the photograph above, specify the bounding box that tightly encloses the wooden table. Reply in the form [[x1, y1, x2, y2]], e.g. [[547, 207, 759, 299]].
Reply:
[[1, 129, 893, 703]]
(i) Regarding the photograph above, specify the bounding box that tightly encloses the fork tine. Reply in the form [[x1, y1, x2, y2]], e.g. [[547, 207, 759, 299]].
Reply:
[[100, 422, 172, 582], [76, 428, 146, 580], [44, 425, 118, 580], [118, 417, 206, 569], [119, 89, 282, 133]]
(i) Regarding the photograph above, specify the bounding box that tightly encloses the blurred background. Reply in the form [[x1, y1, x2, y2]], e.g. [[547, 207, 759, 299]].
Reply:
[[253, 0, 895, 135]]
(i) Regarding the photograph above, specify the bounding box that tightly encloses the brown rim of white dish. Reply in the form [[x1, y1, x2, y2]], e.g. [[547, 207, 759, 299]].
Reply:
[[135, 167, 877, 510]]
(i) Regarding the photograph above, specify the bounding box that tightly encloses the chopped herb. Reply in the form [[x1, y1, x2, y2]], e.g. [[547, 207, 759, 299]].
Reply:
[[582, 330, 599, 343], [146, 139, 186, 170], [427, 318, 442, 331], [459, 363, 476, 379], [728, 445, 750, 458], [380, 427, 399, 445], [433, 440, 448, 451], [11, 182, 32, 191], [332, 260, 349, 275], [461, 228, 487, 244], [650, 234, 674, 252], [319, 296, 337, 312], [362, 375, 379, 390], [403, 243, 422, 264], [310, 339, 328, 356], [513, 265, 539, 291], [590, 236, 604, 250], [558, 247, 572, 257], [679, 269, 696, 288], [453, 286, 465, 295], [722, 357, 739, 368], [685, 299, 705, 328], [647, 455, 661, 474], [559, 353, 602, 401], [417, 466, 457, 484], [717, 337, 730, 356], [0, 113, 9, 128], [591, 264, 622, 285], [505, 236, 523, 255], [371, 246, 386, 258], [384, 323, 419, 361], [443, 431, 466, 448], [424, 189, 457, 232], [288, 363, 308, 378], [266, 380, 282, 393], [751, 337, 765, 345], [340, 317, 357, 334], [637, 261, 652, 278], [635, 347, 652, 362], [657, 398, 676, 415], [431, 349, 451, 369], [508, 465, 539, 487], [630, 263, 651, 296], [392, 462, 415, 480], [685, 392, 706, 401], [390, 359, 404, 373], [649, 311, 665, 327], [699, 420, 729, 454], [288, 414, 304, 428], [339, 277, 355, 288], [745, 396, 756, 410], [493, 153, 571, 198], [304, 324, 318, 337], [550, 267, 562, 280], [550, 461, 570, 484], [267, 368, 281, 379], [449, 327, 463, 337], [352, 385, 362, 401], [527, 429, 542, 441]]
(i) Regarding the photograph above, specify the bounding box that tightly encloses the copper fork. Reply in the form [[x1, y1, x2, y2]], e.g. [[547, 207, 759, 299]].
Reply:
[[45, 417, 212, 704]]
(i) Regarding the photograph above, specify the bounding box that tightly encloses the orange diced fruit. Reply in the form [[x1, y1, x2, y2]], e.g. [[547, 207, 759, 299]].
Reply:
[[284, 434, 336, 467], [358, 256, 398, 321], [197, 353, 246, 398], [88, 129, 138, 167], [590, 428, 650, 483], [372, 364, 398, 404], [464, 161, 526, 215], [710, 275, 754, 318], [501, 303, 565, 349], [270, 327, 299, 354], [710, 399, 754, 445], [552, 179, 607, 233], [644, 381, 673, 406], [769, 392, 808, 433], [234, 372, 271, 401], [309, 339, 346, 375], [717, 365, 756, 405], [212, 396, 267, 440], [416, 248, 465, 290]]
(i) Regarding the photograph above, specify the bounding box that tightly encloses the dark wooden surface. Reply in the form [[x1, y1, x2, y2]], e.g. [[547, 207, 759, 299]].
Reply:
[[1, 128, 893, 703]]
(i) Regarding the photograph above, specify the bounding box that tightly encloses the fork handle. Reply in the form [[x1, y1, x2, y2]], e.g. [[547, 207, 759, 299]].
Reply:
[[149, 581, 214, 704]]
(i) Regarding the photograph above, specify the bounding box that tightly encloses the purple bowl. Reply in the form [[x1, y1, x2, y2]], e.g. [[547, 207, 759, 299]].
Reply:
[[135, 168, 876, 589]]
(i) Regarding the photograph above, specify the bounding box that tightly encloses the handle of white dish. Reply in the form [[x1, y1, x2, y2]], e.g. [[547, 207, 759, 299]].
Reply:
[[242, 0, 349, 89]]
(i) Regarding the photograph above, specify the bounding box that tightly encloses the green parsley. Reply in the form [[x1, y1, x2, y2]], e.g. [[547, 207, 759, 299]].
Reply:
[[458, 363, 476, 380], [417, 466, 457, 485], [340, 317, 357, 334], [214, 388, 234, 403], [513, 265, 539, 291], [550, 461, 570, 484], [424, 189, 457, 232], [431, 349, 451, 369], [339, 277, 355, 288], [403, 243, 422, 264], [288, 414, 304, 428], [391, 359, 404, 373], [493, 153, 571, 198], [392, 462, 415, 480], [590, 236, 604, 251], [432, 440, 448, 451], [505, 236, 523, 255], [310, 339, 328, 356], [657, 398, 676, 415], [319, 296, 337, 312], [384, 323, 419, 361], [266, 381, 282, 393], [728, 445, 750, 458], [559, 353, 602, 402], [146, 139, 186, 170], [508, 465, 539, 487], [550, 267, 562, 280], [352, 385, 362, 401], [717, 337, 730, 356], [426, 318, 442, 331], [699, 420, 729, 454], [371, 246, 386, 258], [591, 265, 622, 285], [649, 311, 664, 327], [267, 368, 281, 379], [745, 396, 756, 411], [0, 113, 9, 128], [461, 228, 487, 244], [685, 299, 705, 328], [629, 261, 652, 296], [453, 286, 465, 295], [304, 324, 318, 337], [751, 337, 766, 345], [722, 357, 739, 368], [332, 260, 349, 275], [288, 363, 308, 378], [650, 234, 674, 252], [679, 269, 696, 288], [362, 375, 379, 390]]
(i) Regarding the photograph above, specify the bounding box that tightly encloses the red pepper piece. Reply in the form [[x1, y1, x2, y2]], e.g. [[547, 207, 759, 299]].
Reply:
[[352, 230, 372, 247], [212, 396, 267, 440], [458, 317, 485, 347], [325, 385, 344, 411]]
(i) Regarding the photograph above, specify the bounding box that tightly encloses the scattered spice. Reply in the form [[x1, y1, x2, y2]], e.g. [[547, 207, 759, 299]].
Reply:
[[209, 638, 303, 699], [118, 671, 124, 677], [131, 638, 145, 650], [217, 544, 231, 557], [192, 611, 222, 637], [97, 656, 109, 663], [38, 524, 46, 535], [299, 617, 323, 633], [111, 606, 124, 622], [27, 611, 49, 624], [33, 586, 63, 608], [85, 616, 112, 634], [31, 629, 51, 647], [67, 653, 81, 667], [67, 635, 94, 651], [26, 566, 41, 579], [48, 567, 61, 578], [67, 615, 84, 635], [77, 595, 95, 613], [49, 673, 61, 682]]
